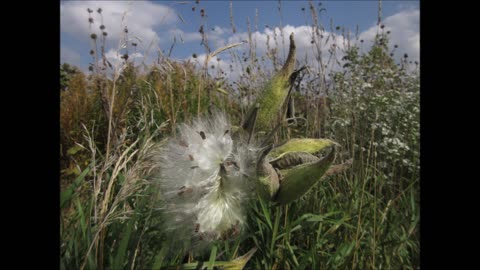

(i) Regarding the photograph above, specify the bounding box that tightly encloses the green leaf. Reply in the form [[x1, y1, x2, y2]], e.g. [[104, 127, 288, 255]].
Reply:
[[276, 224, 302, 240], [61, 166, 90, 208], [67, 144, 84, 155], [216, 87, 229, 95], [304, 211, 342, 223], [270, 207, 281, 254], [286, 242, 300, 267], [74, 198, 87, 239], [112, 219, 134, 270], [207, 245, 217, 270], [152, 246, 168, 270], [257, 194, 273, 230]]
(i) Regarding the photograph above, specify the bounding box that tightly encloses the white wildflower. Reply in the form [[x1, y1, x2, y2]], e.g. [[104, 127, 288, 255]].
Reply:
[[149, 112, 259, 248]]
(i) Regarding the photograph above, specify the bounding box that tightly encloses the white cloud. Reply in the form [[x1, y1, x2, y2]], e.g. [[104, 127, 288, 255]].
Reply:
[[225, 24, 348, 77], [208, 26, 232, 49], [217, 8, 420, 82], [105, 48, 143, 64], [176, 8, 420, 93], [170, 25, 233, 50], [188, 53, 240, 81], [60, 1, 178, 49], [60, 1, 419, 81], [359, 9, 420, 61], [169, 29, 202, 43]]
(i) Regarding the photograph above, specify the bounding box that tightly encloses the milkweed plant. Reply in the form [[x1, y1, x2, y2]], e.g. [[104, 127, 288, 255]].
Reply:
[[147, 33, 338, 265]]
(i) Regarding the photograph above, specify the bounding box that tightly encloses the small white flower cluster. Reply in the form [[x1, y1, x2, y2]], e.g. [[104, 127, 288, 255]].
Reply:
[[151, 112, 259, 247]]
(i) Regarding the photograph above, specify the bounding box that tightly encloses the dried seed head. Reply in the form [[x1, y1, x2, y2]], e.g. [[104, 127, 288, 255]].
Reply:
[[99, 25, 105, 30], [97, 8, 102, 14], [90, 33, 97, 40], [87, 8, 93, 13], [148, 112, 259, 248], [88, 18, 94, 23]]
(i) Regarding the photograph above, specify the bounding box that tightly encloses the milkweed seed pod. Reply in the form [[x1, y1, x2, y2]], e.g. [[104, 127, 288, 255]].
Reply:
[[255, 138, 336, 203], [267, 139, 336, 205], [242, 32, 297, 133]]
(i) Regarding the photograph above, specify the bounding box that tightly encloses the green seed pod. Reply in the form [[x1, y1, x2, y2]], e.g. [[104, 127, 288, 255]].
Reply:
[[274, 146, 336, 205], [243, 32, 296, 132], [255, 139, 336, 203]]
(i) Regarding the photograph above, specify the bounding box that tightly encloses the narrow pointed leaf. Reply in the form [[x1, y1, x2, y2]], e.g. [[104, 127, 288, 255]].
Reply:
[[61, 166, 91, 208]]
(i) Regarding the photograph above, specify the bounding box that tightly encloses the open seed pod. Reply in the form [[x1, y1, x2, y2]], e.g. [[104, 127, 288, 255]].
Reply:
[[270, 139, 336, 205], [255, 139, 336, 204]]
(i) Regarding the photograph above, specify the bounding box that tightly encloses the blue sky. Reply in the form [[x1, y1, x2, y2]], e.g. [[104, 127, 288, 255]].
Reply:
[[61, 1, 419, 75]]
